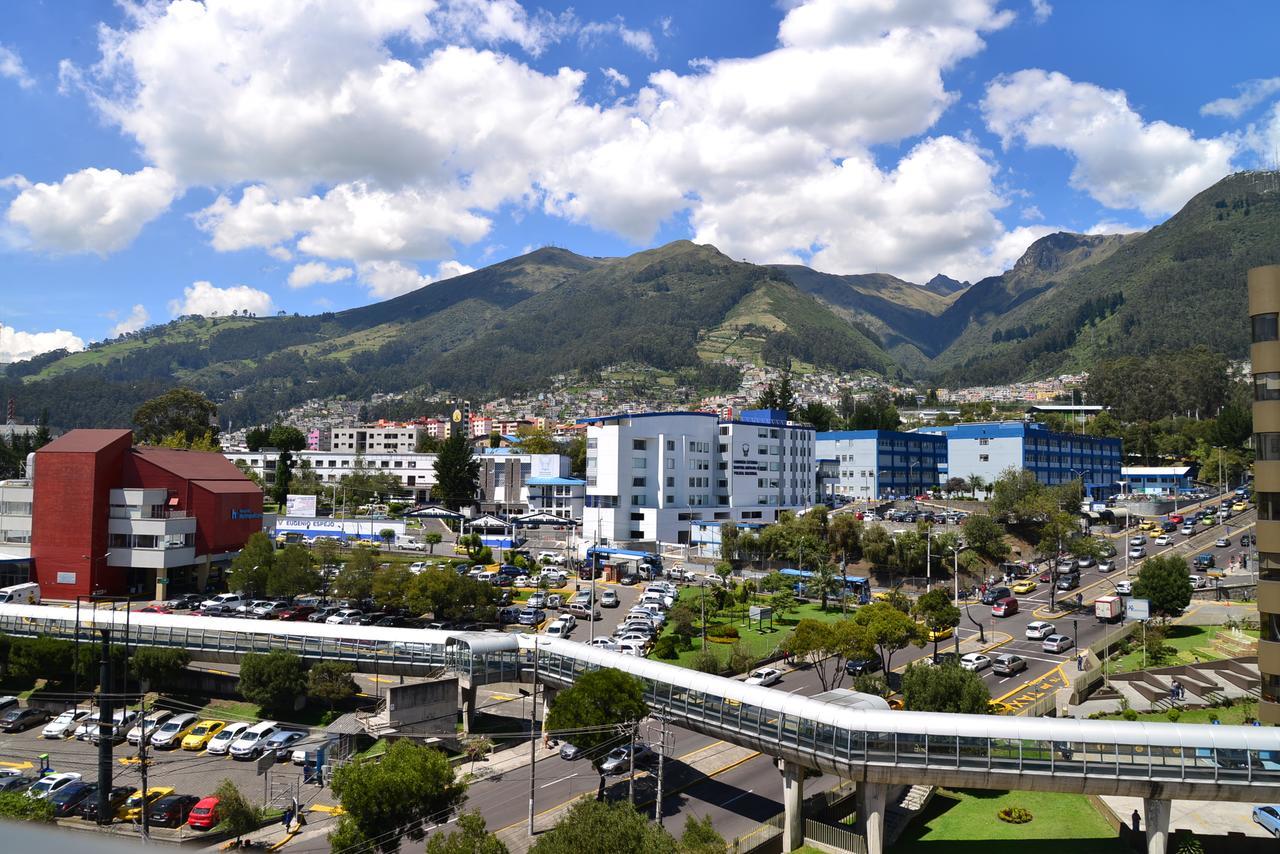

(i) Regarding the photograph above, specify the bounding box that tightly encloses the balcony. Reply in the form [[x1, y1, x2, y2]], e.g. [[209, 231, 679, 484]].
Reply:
[[109, 515, 197, 538], [107, 545, 197, 569]]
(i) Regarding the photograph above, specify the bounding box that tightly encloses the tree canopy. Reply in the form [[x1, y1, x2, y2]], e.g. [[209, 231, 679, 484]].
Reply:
[[239, 650, 308, 714], [545, 669, 648, 776], [434, 432, 481, 510], [133, 387, 220, 446], [1132, 554, 1194, 618], [900, 661, 991, 713], [330, 740, 465, 854]]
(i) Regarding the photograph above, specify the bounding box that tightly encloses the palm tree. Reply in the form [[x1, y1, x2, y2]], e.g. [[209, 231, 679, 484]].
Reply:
[[811, 563, 841, 611], [966, 474, 985, 500]]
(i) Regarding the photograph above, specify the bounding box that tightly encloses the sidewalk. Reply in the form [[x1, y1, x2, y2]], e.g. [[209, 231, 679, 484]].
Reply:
[[1098, 795, 1271, 839]]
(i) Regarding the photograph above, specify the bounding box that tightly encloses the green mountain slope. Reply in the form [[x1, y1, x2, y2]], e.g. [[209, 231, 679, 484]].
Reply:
[[932, 171, 1280, 384]]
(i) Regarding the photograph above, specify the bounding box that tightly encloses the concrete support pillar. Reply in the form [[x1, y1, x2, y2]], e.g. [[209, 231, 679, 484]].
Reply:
[[858, 782, 887, 854], [780, 760, 804, 853], [459, 683, 476, 736], [1144, 798, 1170, 854], [196, 557, 210, 593], [539, 687, 557, 743]]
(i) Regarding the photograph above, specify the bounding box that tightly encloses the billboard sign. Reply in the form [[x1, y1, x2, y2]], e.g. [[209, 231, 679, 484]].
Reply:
[[286, 494, 318, 517], [1125, 598, 1150, 621]]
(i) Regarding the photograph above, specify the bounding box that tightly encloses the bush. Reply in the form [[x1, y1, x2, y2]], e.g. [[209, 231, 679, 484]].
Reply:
[[997, 806, 1033, 824], [1122, 709, 1139, 721], [653, 636, 679, 660], [691, 650, 721, 674], [708, 623, 739, 640], [1166, 709, 1181, 722]]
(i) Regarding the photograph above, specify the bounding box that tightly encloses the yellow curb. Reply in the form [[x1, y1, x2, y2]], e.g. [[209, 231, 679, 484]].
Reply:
[[269, 829, 301, 851]]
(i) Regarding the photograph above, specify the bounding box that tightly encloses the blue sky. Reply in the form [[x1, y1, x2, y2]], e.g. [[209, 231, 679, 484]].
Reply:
[[2, 0, 1279, 362]]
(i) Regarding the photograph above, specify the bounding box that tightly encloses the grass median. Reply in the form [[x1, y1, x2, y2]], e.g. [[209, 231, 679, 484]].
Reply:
[[894, 788, 1125, 852]]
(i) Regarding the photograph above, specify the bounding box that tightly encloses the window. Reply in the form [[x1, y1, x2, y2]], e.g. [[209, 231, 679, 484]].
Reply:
[[1256, 372, 1280, 401], [1254, 313, 1279, 343], [1258, 433, 1280, 461], [633, 439, 647, 451], [631, 530, 644, 539], [667, 440, 675, 451], [632, 477, 646, 487], [979, 454, 989, 462], [631, 495, 646, 506], [630, 512, 644, 521], [666, 458, 675, 469], [633, 457, 647, 470], [666, 476, 675, 488], [587, 438, 597, 449], [979, 438, 989, 446], [1259, 492, 1280, 521]]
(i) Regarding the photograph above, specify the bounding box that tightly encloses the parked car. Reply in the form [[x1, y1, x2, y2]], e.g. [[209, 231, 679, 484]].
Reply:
[[151, 713, 198, 749], [600, 590, 620, 608], [77, 784, 132, 821], [1252, 805, 1280, 838], [1042, 634, 1074, 654], [308, 606, 343, 623], [43, 708, 91, 739], [278, 605, 317, 621], [262, 729, 307, 761], [1097, 559, 1115, 573], [559, 742, 584, 761], [27, 772, 82, 800], [517, 608, 547, 626], [600, 743, 655, 775], [960, 653, 991, 672], [991, 654, 1028, 677], [744, 668, 782, 687], [187, 796, 222, 830], [1115, 580, 1132, 595], [230, 721, 280, 759], [0, 706, 48, 733], [120, 786, 174, 821], [49, 781, 96, 818], [148, 793, 201, 828], [127, 710, 173, 746], [326, 608, 363, 624], [206, 721, 251, 756], [181, 720, 228, 751]]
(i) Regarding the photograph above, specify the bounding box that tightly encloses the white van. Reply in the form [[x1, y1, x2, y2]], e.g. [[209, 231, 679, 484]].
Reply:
[[202, 592, 244, 611], [229, 720, 279, 760], [0, 583, 39, 605]]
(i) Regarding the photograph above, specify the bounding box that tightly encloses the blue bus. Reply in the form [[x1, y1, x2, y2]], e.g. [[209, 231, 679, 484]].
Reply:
[[778, 567, 871, 603]]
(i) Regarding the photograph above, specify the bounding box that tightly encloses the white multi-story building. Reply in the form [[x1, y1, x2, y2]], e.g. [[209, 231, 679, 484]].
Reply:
[[227, 449, 438, 504], [581, 409, 816, 546], [0, 479, 33, 558], [328, 426, 425, 454]]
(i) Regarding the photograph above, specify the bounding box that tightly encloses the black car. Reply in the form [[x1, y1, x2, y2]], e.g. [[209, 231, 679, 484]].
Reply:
[[980, 586, 1012, 605], [148, 793, 201, 828], [77, 785, 133, 821], [50, 781, 97, 818], [1056, 574, 1080, 591], [0, 706, 49, 732], [845, 657, 883, 676], [0, 776, 34, 793]]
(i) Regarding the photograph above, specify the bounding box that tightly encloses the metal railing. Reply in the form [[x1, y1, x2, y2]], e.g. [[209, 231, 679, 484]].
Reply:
[[804, 818, 868, 854]]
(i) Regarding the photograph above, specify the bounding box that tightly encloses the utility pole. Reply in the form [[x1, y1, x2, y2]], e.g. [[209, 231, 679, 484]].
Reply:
[[655, 714, 669, 827], [627, 723, 636, 805], [95, 626, 114, 825], [527, 636, 538, 838], [139, 694, 150, 841]]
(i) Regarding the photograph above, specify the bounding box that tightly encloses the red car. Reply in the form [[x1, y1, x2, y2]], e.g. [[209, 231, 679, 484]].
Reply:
[[278, 606, 317, 622], [1038, 568, 1053, 583], [137, 606, 172, 614], [187, 796, 220, 830]]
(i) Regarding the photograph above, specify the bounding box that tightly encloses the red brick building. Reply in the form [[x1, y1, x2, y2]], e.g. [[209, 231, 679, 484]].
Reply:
[[30, 429, 263, 599]]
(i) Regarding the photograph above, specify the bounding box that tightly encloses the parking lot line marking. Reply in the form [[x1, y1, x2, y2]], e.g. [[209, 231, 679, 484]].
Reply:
[[0, 760, 32, 769], [486, 693, 519, 702]]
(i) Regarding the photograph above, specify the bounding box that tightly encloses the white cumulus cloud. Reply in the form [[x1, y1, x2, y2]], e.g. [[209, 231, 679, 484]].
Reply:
[[109, 304, 150, 336], [287, 261, 354, 289], [0, 45, 34, 89], [168, 281, 275, 317], [5, 166, 177, 254], [1029, 0, 1052, 23], [357, 259, 476, 299], [1201, 77, 1280, 119], [983, 69, 1237, 216], [0, 323, 85, 363]]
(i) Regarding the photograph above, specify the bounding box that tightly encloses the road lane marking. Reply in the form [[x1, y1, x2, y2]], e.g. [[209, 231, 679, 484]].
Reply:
[[540, 773, 577, 789]]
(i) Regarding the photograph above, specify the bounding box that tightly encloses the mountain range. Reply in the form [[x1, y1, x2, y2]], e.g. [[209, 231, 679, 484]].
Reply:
[[4, 170, 1280, 430]]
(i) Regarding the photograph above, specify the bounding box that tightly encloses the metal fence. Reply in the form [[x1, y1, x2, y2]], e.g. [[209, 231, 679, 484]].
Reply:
[[804, 818, 869, 854]]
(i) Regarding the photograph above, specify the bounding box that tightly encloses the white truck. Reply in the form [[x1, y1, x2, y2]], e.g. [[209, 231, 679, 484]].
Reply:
[[0, 583, 39, 605]]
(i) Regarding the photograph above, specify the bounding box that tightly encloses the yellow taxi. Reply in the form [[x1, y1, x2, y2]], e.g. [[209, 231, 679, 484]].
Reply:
[[119, 787, 173, 821], [181, 719, 227, 751], [1233, 501, 1248, 512], [924, 625, 954, 642], [1139, 520, 1158, 531], [1011, 579, 1037, 594]]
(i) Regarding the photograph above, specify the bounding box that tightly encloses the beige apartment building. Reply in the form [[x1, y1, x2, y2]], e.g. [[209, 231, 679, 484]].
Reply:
[[1249, 263, 1280, 724]]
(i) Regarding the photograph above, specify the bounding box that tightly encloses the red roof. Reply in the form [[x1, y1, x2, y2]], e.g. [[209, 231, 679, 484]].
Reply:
[[131, 446, 251, 481], [191, 479, 261, 495], [36, 429, 132, 454]]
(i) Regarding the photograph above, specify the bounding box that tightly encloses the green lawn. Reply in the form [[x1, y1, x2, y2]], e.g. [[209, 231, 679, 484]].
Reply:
[[892, 788, 1125, 853], [1104, 624, 1259, 674], [1091, 703, 1258, 725]]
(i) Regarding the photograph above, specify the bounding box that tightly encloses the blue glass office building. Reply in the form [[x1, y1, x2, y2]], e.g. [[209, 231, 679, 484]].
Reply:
[[815, 430, 947, 500]]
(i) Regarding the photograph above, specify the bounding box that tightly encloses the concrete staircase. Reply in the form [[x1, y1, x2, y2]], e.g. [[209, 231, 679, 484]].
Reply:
[[884, 784, 935, 846]]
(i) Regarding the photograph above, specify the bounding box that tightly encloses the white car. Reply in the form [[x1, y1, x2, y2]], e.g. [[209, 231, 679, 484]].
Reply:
[[1115, 580, 1132, 595], [408, 562, 427, 572], [514, 575, 531, 588], [42, 709, 90, 739], [960, 653, 991, 672], [1025, 620, 1055, 640], [588, 638, 619, 651], [201, 592, 244, 611], [127, 710, 173, 746], [1190, 575, 1208, 590], [150, 712, 198, 749], [1155, 534, 1173, 546], [615, 633, 652, 647], [72, 712, 101, 741], [744, 668, 782, 687], [326, 608, 362, 624], [26, 772, 81, 800], [206, 721, 252, 756], [230, 721, 280, 760], [544, 619, 572, 639]]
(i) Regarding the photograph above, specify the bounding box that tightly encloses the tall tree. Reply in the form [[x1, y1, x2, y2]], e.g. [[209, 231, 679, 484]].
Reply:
[[900, 661, 990, 713], [434, 432, 480, 510], [228, 531, 275, 596], [960, 514, 1009, 561], [307, 661, 358, 710], [330, 740, 465, 854], [333, 546, 376, 601], [912, 589, 961, 661], [1132, 554, 1194, 618], [850, 601, 923, 673], [239, 651, 308, 714], [133, 387, 219, 445], [425, 812, 509, 854], [268, 544, 322, 597], [545, 669, 648, 799], [528, 800, 677, 854]]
